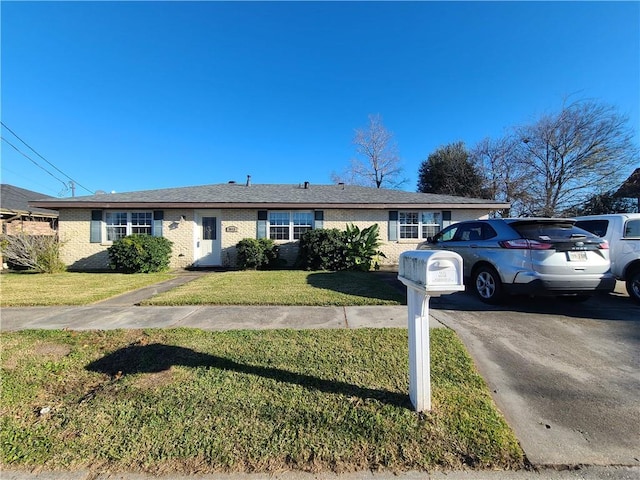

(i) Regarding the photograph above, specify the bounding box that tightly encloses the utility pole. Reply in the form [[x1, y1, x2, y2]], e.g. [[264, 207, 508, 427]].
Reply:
[[69, 181, 75, 197]]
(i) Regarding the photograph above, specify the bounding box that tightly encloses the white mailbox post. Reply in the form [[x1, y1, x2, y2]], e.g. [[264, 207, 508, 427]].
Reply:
[[398, 250, 464, 412]]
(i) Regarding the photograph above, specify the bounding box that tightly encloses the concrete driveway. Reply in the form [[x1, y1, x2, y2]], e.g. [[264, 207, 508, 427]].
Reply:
[[428, 282, 639, 468]]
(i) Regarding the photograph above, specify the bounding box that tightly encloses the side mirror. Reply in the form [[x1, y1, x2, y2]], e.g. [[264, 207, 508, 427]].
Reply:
[[427, 236, 435, 244]]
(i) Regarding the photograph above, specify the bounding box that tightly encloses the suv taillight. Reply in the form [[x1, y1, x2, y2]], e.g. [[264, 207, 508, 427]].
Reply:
[[598, 240, 609, 250], [499, 239, 553, 250]]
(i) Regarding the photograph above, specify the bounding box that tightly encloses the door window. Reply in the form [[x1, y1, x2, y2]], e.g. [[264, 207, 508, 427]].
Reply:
[[202, 217, 217, 240]]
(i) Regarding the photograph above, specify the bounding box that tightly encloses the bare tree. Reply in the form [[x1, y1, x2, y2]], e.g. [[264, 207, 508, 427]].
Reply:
[[332, 114, 407, 188], [470, 136, 531, 217], [513, 99, 637, 217]]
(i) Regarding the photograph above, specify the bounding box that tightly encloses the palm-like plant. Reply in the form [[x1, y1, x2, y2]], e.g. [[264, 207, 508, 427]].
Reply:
[[344, 223, 386, 271]]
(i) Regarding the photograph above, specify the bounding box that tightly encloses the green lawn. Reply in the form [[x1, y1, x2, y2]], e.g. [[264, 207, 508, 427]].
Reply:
[[0, 328, 524, 474], [0, 272, 175, 306], [0, 270, 403, 307], [143, 270, 405, 306]]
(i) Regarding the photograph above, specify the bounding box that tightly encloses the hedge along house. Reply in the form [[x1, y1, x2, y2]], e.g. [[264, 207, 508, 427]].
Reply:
[[30, 182, 509, 271]]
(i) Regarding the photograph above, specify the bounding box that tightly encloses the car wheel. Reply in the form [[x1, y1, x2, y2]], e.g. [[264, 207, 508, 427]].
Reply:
[[625, 269, 640, 305], [473, 265, 504, 304]]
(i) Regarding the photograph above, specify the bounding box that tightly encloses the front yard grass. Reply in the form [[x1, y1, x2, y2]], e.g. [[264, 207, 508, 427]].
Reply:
[[0, 328, 524, 474], [143, 270, 405, 306], [0, 272, 175, 306]]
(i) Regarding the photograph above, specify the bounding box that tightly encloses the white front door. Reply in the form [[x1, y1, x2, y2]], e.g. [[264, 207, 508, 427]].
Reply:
[[194, 210, 221, 266]]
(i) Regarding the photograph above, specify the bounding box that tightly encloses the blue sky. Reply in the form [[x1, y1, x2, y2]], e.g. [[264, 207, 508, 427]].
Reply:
[[2, 1, 639, 198]]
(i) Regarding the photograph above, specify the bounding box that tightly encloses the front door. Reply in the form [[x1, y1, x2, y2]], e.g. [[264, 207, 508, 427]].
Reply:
[[195, 211, 221, 266]]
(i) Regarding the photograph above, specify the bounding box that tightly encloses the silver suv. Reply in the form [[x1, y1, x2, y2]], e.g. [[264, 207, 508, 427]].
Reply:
[[418, 218, 616, 304]]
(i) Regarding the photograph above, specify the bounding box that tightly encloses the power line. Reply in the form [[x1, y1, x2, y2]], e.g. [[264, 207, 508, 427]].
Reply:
[[1, 121, 94, 194], [0, 166, 63, 196], [1, 136, 71, 188]]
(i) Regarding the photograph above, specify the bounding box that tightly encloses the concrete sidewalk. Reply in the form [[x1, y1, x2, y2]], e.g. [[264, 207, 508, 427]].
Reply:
[[4, 465, 639, 480], [1, 270, 428, 331], [0, 304, 435, 331]]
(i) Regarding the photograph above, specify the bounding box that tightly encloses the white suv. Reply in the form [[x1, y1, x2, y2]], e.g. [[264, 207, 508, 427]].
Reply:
[[575, 214, 640, 304]]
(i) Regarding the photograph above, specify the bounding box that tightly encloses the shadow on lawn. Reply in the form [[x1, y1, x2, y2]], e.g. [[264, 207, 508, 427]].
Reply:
[[86, 343, 411, 409], [307, 271, 406, 304]]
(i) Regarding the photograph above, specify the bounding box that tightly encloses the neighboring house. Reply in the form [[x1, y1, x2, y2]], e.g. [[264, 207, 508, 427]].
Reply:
[[1, 184, 58, 236], [30, 181, 509, 270], [615, 167, 640, 212]]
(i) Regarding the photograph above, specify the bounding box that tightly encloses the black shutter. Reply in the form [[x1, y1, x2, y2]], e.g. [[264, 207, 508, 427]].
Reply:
[[90, 210, 102, 243], [257, 210, 268, 238], [388, 211, 398, 241]]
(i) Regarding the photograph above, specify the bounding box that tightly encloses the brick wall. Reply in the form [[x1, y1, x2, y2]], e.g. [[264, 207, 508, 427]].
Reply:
[[1, 217, 57, 236], [56, 207, 492, 270], [59, 208, 196, 270], [162, 209, 194, 269]]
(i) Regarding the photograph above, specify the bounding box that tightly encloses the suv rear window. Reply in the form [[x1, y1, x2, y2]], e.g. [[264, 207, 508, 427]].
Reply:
[[511, 222, 595, 241]]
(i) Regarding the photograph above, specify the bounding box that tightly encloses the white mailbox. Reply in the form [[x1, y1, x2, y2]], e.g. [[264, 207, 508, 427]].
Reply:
[[398, 250, 464, 295], [398, 250, 464, 412]]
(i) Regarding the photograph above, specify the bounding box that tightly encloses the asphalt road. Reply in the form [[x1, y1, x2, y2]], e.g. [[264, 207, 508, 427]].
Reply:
[[428, 283, 639, 468]]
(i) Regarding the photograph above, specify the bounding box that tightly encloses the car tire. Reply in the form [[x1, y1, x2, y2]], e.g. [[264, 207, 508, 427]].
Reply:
[[625, 269, 640, 305], [473, 265, 504, 304]]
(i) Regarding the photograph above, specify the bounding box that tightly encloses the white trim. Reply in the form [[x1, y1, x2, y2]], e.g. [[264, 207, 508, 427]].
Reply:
[[268, 210, 313, 241], [398, 210, 443, 240], [102, 210, 154, 243]]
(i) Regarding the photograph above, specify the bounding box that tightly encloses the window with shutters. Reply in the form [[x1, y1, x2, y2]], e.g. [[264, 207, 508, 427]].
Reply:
[[105, 211, 154, 241], [268, 211, 313, 240], [398, 211, 442, 240]]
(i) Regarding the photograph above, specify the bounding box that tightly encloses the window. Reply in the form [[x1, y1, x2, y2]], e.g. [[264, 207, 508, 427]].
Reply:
[[399, 211, 442, 239], [437, 225, 459, 242], [105, 212, 128, 241], [292, 212, 314, 239], [399, 212, 419, 239], [624, 219, 640, 238], [269, 212, 290, 240], [202, 217, 217, 240], [268, 211, 313, 240], [105, 211, 153, 241], [421, 212, 442, 238], [575, 220, 609, 238], [131, 212, 153, 235]]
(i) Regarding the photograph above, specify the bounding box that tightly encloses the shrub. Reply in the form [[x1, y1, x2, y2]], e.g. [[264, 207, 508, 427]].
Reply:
[[344, 223, 386, 271], [297, 224, 386, 271], [108, 234, 173, 273], [0, 233, 67, 273], [236, 238, 280, 270], [296, 228, 348, 271]]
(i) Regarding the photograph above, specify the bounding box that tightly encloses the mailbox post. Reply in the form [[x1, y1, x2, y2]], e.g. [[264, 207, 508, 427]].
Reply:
[[398, 250, 464, 412]]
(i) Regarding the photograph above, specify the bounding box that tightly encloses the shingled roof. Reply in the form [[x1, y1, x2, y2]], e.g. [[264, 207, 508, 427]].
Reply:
[[1, 184, 58, 217], [615, 168, 640, 199], [30, 183, 510, 210]]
